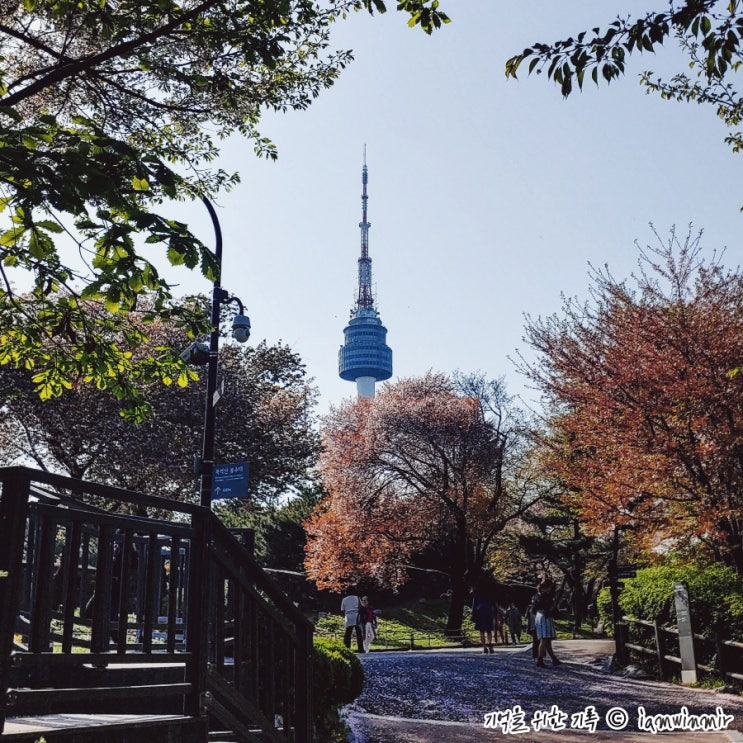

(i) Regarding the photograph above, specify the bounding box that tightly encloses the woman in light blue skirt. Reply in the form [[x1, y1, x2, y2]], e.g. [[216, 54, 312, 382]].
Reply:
[[532, 576, 561, 668]]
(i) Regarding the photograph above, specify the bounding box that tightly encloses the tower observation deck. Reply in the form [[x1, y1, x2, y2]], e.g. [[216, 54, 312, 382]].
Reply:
[[338, 152, 393, 397]]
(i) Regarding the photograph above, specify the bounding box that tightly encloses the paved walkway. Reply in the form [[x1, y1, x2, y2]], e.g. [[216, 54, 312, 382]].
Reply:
[[346, 640, 743, 743]]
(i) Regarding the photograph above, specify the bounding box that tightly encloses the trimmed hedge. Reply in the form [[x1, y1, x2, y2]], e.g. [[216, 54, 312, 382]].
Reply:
[[598, 562, 743, 640], [313, 637, 364, 741]]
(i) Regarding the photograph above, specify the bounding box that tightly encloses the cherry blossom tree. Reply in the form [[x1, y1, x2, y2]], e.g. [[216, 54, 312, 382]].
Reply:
[[304, 371, 534, 631], [521, 228, 743, 571]]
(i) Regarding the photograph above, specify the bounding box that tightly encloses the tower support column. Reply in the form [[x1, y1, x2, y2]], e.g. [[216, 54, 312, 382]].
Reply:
[[356, 376, 377, 398]]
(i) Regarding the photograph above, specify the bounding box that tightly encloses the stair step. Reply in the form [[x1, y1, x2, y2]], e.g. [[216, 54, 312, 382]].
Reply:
[[2, 713, 207, 742]]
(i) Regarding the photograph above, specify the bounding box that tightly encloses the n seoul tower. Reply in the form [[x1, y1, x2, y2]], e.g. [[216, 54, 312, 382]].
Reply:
[[338, 151, 393, 397]]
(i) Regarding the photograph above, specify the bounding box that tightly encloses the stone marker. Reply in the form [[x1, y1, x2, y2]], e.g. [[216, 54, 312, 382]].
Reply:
[[674, 582, 697, 685]]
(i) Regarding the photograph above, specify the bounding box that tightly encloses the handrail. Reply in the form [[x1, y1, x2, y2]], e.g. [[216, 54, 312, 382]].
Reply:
[[210, 516, 313, 632], [33, 501, 196, 537], [205, 513, 313, 742], [0, 467, 313, 742], [622, 615, 743, 645], [2, 465, 205, 515]]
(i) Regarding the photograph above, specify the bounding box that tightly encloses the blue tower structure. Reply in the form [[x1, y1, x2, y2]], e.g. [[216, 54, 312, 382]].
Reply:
[[338, 151, 393, 397]]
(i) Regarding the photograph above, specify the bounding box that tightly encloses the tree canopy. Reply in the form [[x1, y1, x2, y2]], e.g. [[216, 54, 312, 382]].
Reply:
[[0, 0, 448, 415], [304, 371, 535, 631], [520, 228, 743, 572], [505, 1, 743, 182], [0, 299, 320, 505]]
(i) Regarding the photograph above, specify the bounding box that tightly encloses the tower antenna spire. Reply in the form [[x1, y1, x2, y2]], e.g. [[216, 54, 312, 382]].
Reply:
[[357, 145, 373, 310], [338, 150, 393, 397]]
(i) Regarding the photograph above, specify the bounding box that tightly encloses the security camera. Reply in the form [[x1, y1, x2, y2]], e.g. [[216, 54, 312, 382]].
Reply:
[[180, 341, 210, 365], [232, 314, 251, 343]]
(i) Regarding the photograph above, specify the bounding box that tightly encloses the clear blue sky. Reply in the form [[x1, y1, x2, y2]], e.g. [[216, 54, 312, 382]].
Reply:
[[158, 1, 742, 414]]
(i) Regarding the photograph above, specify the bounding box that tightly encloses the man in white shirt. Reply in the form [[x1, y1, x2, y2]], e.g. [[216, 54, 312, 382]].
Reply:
[[340, 592, 364, 652]]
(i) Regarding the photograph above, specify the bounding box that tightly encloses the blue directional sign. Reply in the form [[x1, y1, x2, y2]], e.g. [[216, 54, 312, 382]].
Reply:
[[212, 462, 249, 500]]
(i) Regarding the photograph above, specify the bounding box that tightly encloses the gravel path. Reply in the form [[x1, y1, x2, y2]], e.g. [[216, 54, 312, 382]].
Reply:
[[345, 641, 743, 743]]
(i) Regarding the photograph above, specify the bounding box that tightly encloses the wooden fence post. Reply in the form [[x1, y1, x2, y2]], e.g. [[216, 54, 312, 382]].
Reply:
[[294, 620, 314, 743], [715, 632, 727, 683], [184, 510, 211, 719], [653, 620, 666, 680], [616, 622, 629, 666], [90, 524, 114, 655], [0, 468, 31, 733]]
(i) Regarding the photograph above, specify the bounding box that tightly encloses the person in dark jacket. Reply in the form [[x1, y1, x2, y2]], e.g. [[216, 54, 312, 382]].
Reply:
[[505, 602, 523, 644], [472, 593, 496, 654]]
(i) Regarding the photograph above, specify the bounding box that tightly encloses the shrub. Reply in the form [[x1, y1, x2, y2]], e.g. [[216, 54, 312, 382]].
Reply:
[[313, 637, 364, 741], [598, 562, 743, 640]]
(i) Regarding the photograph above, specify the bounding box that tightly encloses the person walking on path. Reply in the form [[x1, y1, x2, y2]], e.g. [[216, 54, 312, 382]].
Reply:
[[525, 595, 539, 659], [533, 575, 561, 667], [505, 602, 523, 644], [494, 604, 508, 645], [360, 595, 377, 653], [341, 591, 364, 653], [471, 593, 495, 653]]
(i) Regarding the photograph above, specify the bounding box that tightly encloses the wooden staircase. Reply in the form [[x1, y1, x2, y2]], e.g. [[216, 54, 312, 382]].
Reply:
[[0, 467, 313, 743], [3, 714, 208, 742]]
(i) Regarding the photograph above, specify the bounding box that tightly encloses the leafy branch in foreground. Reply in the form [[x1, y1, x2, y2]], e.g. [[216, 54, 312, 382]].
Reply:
[[0, 0, 448, 412], [505, 2, 730, 96], [505, 1, 743, 205]]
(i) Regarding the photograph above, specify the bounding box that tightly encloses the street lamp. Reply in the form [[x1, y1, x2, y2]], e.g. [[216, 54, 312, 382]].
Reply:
[[196, 197, 250, 508]]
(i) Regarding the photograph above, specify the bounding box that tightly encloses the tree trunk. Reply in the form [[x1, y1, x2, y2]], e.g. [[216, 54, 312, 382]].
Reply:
[[446, 575, 468, 635], [445, 521, 480, 635], [723, 518, 743, 575]]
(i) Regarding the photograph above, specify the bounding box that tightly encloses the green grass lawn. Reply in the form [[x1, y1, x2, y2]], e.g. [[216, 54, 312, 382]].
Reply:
[[314, 598, 602, 651], [554, 618, 600, 640], [315, 597, 473, 650]]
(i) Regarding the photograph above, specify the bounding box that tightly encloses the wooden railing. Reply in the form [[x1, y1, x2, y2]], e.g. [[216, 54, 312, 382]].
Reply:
[[205, 516, 313, 742], [0, 466, 313, 742], [618, 615, 743, 684]]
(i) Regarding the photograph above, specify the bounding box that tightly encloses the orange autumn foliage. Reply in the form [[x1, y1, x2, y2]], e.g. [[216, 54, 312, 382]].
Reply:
[[522, 231, 743, 570], [304, 372, 531, 630]]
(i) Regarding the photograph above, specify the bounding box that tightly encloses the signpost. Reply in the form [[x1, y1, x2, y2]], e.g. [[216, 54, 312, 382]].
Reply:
[[212, 462, 249, 500]]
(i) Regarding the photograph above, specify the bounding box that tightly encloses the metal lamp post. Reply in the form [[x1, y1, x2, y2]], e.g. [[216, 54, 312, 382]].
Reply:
[[198, 197, 250, 508]]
